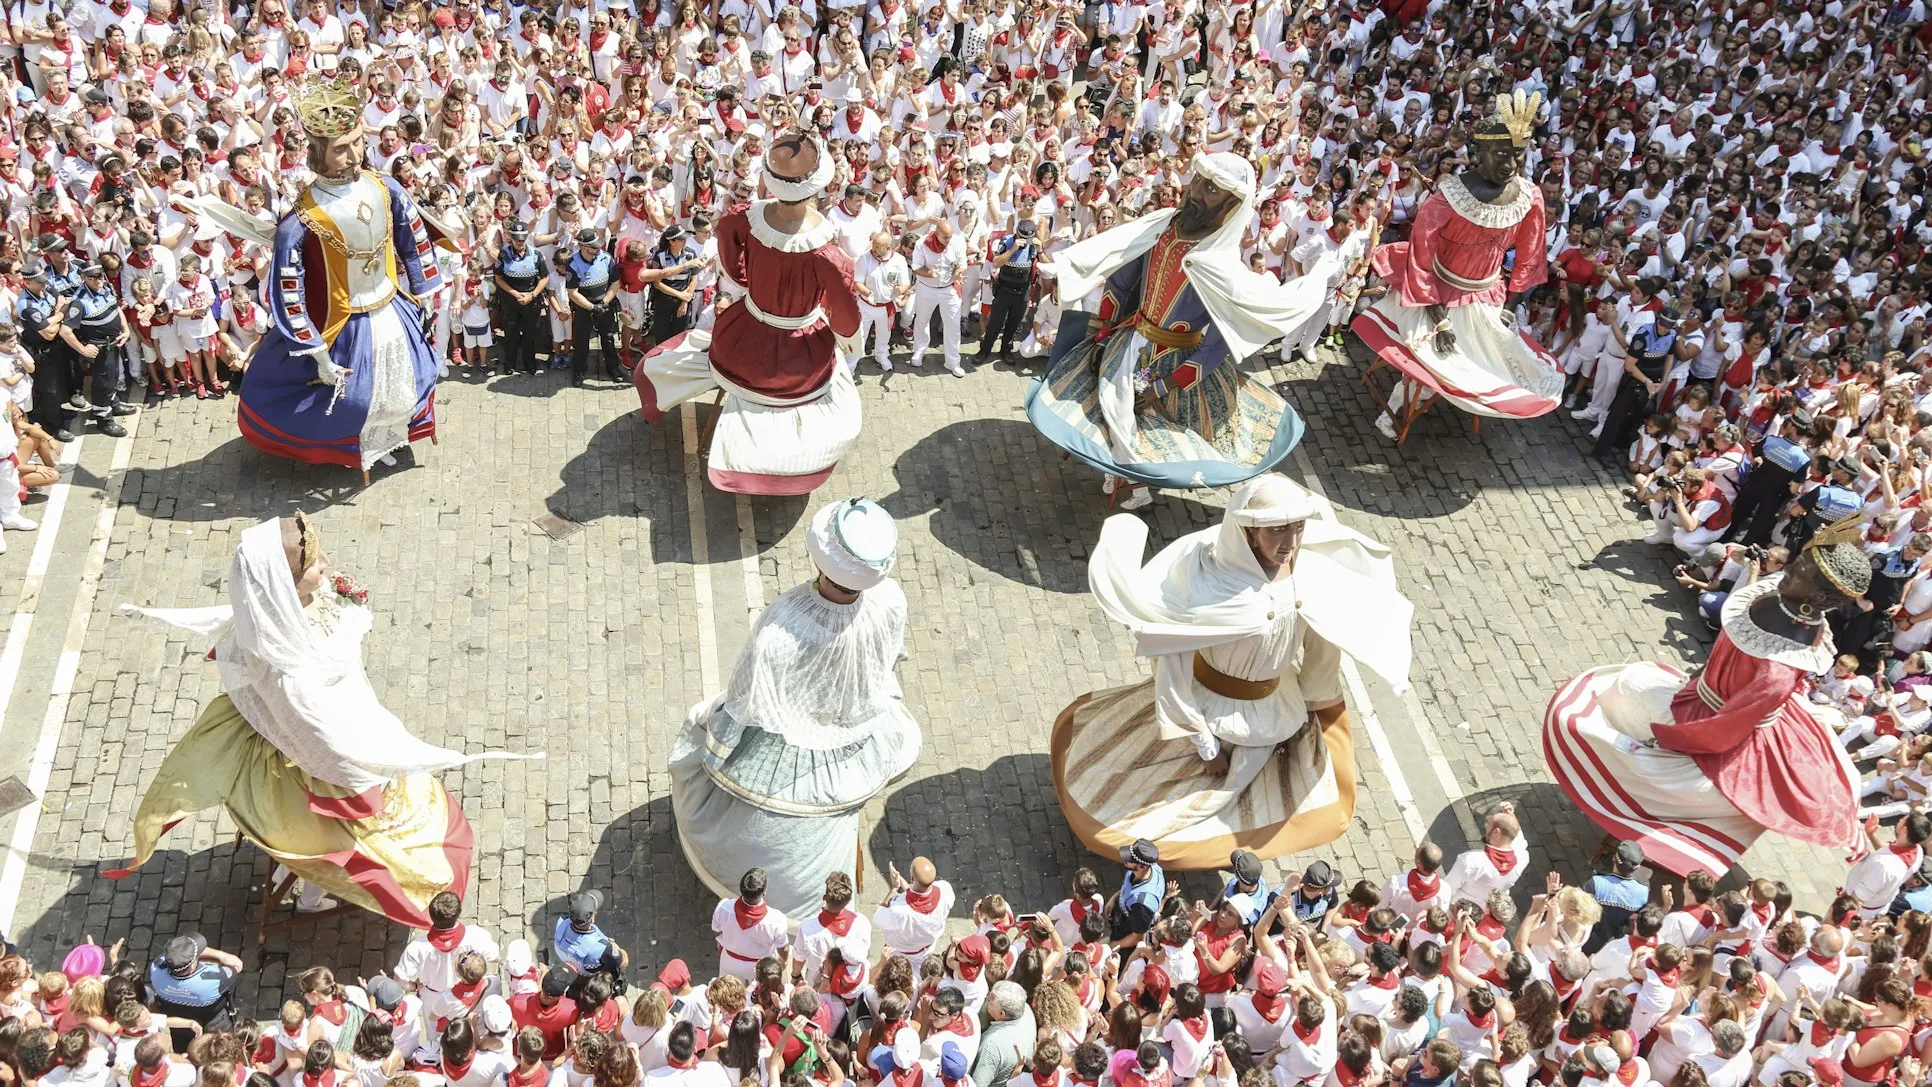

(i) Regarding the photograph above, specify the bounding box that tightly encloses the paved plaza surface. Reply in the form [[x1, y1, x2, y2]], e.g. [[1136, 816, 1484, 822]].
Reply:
[[0, 337, 1840, 1009]]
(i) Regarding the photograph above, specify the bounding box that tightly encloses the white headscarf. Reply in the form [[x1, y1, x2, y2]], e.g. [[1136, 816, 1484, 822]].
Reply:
[[1042, 152, 1335, 362], [1088, 475, 1414, 692], [127, 517, 541, 792]]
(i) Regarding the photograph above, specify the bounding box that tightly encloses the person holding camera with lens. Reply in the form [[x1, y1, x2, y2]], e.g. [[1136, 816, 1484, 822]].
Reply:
[[1675, 543, 1787, 629], [1644, 464, 1731, 557]]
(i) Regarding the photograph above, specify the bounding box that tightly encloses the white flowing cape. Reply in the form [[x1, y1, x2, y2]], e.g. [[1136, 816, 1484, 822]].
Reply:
[[1044, 205, 1337, 365], [125, 518, 541, 793], [1088, 481, 1413, 692]]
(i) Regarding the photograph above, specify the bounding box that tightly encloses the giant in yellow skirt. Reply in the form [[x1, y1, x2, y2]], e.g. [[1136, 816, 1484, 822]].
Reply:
[[110, 694, 474, 928]]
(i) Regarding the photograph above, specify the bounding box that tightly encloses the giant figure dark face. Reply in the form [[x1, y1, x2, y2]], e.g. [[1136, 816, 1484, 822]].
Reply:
[[1469, 133, 1524, 189], [1175, 172, 1241, 237]]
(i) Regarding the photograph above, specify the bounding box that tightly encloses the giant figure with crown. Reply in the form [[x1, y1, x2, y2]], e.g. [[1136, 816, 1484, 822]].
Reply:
[[222, 75, 447, 478]]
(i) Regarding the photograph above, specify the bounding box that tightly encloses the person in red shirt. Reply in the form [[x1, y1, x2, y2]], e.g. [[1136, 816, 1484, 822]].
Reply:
[[508, 969, 580, 1060]]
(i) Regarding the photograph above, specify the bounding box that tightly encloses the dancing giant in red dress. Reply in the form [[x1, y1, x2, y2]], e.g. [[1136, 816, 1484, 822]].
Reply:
[[1544, 524, 1870, 875]]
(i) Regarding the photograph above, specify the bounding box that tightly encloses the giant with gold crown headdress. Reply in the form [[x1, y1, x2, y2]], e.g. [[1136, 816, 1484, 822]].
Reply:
[[292, 73, 363, 140], [1803, 513, 1875, 598], [1473, 89, 1542, 148]]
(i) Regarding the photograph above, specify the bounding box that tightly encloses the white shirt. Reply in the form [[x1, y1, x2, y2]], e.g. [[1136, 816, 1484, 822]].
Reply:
[[712, 898, 790, 968], [1380, 870, 1449, 924], [393, 925, 502, 1017], [1844, 844, 1923, 916], [1444, 835, 1529, 908], [794, 909, 871, 985], [873, 881, 954, 955]]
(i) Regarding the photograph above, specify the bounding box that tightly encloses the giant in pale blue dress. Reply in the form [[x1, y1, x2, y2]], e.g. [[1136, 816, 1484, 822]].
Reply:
[[669, 579, 921, 916], [238, 172, 443, 471]]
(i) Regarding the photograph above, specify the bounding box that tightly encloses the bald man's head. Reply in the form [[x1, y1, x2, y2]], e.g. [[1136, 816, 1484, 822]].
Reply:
[[910, 857, 937, 888], [870, 231, 892, 257]]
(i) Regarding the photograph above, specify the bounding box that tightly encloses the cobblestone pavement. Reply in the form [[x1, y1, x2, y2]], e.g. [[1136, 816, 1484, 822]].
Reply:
[[0, 331, 1839, 1012]]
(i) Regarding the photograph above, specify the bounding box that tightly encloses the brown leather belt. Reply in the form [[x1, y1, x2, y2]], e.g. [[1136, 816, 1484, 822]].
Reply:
[[1134, 314, 1206, 351], [1193, 653, 1280, 700]]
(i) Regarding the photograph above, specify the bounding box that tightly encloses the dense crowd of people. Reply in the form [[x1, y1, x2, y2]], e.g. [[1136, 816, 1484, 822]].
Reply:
[[18, 829, 1932, 1087]]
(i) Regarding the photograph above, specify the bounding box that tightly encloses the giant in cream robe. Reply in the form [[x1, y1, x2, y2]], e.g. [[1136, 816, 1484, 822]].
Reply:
[[1053, 476, 1414, 868]]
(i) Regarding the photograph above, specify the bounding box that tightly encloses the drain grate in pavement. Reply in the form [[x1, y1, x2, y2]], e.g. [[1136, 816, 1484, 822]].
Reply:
[[0, 777, 35, 817], [534, 513, 584, 541]]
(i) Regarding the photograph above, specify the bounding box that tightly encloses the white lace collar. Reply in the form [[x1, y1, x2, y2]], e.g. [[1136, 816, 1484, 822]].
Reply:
[[747, 200, 838, 252], [1438, 173, 1534, 230], [1719, 576, 1836, 673]]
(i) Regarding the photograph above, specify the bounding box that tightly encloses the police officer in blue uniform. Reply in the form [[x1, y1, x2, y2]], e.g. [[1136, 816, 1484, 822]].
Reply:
[[59, 263, 134, 437], [146, 932, 243, 1051], [564, 228, 620, 385], [494, 220, 549, 375], [1593, 306, 1682, 466], [15, 262, 72, 441], [1107, 837, 1166, 946], [979, 219, 1040, 364]]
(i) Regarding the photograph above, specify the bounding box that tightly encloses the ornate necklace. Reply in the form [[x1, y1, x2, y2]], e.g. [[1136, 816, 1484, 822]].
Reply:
[[1776, 596, 1823, 626]]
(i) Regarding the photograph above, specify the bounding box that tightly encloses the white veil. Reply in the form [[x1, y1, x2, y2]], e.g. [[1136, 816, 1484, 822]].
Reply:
[[1088, 476, 1414, 692], [128, 518, 540, 793]]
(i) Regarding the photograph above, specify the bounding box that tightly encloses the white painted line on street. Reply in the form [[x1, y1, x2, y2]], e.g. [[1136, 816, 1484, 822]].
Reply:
[[0, 438, 85, 744], [681, 407, 720, 692], [1288, 446, 1444, 847], [735, 494, 763, 620], [0, 422, 136, 933]]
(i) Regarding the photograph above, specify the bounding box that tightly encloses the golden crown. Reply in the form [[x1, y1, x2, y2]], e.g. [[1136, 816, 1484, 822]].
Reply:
[[292, 73, 363, 139], [1474, 88, 1541, 147]]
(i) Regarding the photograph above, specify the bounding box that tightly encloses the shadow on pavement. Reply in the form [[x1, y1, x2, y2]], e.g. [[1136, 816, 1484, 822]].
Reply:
[[124, 436, 413, 523], [530, 794, 723, 977], [877, 419, 1227, 594]]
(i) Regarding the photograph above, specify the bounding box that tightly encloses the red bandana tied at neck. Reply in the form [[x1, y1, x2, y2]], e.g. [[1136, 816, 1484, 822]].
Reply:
[[426, 923, 466, 952], [734, 898, 768, 928], [1485, 845, 1518, 874], [905, 885, 940, 913], [819, 908, 855, 936]]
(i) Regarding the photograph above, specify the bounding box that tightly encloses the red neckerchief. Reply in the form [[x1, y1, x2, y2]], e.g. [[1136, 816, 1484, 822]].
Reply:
[[1068, 894, 1099, 925], [1653, 966, 1682, 987], [509, 1065, 547, 1087], [452, 978, 486, 1007], [1291, 1017, 1321, 1043], [1808, 950, 1841, 973], [1680, 903, 1713, 926], [1485, 844, 1519, 874], [1032, 1071, 1061, 1087], [1179, 1016, 1208, 1041], [1749, 901, 1774, 926], [829, 962, 864, 998], [426, 923, 466, 952], [892, 1067, 925, 1087], [1552, 973, 1580, 1002], [905, 885, 940, 913], [1335, 1063, 1366, 1087], [1466, 1007, 1495, 1030], [938, 1013, 974, 1037], [313, 1000, 347, 1026], [668, 1055, 699, 1071], [1342, 901, 1369, 922], [1811, 1021, 1840, 1046], [1476, 914, 1506, 941], [1366, 971, 1400, 990], [1252, 988, 1287, 1020], [133, 1061, 172, 1087], [303, 1071, 339, 1087], [1615, 1062, 1641, 1087], [1890, 841, 1924, 866], [818, 908, 855, 936], [734, 898, 768, 928]]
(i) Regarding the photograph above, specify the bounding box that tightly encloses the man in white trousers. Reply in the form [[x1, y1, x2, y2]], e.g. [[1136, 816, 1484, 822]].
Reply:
[[853, 231, 910, 375], [910, 220, 966, 376]]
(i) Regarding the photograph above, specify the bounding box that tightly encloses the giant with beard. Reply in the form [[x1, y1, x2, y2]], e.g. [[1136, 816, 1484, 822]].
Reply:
[[1026, 154, 1336, 509]]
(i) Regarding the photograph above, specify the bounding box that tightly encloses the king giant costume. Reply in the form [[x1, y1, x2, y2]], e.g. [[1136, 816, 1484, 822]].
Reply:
[[1352, 91, 1563, 442], [1027, 154, 1332, 510], [108, 515, 539, 924], [1052, 475, 1413, 867], [1544, 519, 1870, 875], [669, 498, 920, 915], [215, 75, 447, 476], [635, 133, 862, 495]]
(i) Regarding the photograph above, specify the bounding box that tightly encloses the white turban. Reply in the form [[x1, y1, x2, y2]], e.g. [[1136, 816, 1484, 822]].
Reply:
[[1190, 151, 1257, 204], [1233, 474, 1321, 527], [763, 135, 837, 202], [808, 498, 899, 591]]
